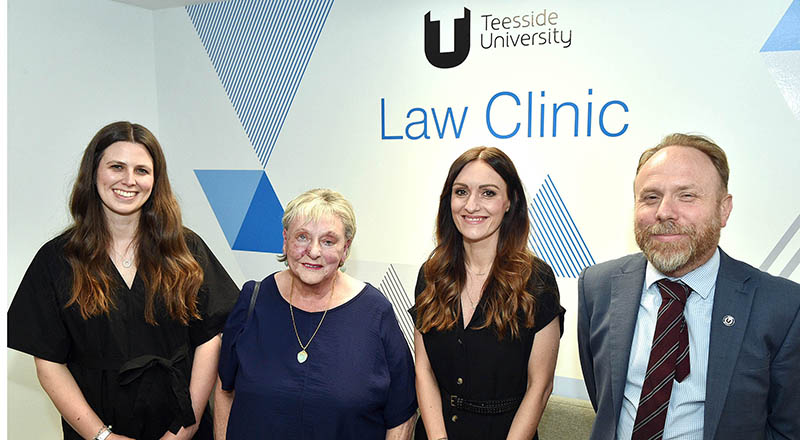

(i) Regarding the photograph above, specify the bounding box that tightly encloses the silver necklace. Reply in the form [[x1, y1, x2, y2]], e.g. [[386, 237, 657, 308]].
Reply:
[[111, 244, 135, 269]]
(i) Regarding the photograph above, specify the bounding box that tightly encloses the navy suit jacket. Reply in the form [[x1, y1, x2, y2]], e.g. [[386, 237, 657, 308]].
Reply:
[[578, 249, 800, 440]]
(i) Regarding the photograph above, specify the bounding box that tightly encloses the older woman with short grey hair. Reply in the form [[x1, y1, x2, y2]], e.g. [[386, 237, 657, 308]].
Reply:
[[214, 188, 417, 440]]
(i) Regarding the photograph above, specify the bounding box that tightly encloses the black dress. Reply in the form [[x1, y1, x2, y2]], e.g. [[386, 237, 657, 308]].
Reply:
[[411, 262, 565, 440], [7, 230, 239, 440]]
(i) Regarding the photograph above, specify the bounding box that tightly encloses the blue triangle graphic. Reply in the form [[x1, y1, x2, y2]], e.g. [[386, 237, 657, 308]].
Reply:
[[233, 172, 284, 253], [186, 0, 335, 167], [762, 0, 800, 52], [527, 175, 595, 279], [195, 169, 263, 247]]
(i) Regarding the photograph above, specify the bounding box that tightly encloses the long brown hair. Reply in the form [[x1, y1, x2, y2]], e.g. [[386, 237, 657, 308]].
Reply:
[[416, 146, 550, 339], [64, 121, 203, 325]]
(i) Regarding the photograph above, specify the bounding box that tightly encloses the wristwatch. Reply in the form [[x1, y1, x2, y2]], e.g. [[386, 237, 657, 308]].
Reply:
[[94, 425, 112, 440]]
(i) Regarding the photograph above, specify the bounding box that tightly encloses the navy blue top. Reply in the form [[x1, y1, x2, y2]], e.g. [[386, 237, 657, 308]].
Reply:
[[219, 273, 417, 439]]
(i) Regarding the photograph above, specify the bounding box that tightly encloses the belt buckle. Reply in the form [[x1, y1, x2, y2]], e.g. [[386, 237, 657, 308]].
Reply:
[[450, 395, 460, 407]]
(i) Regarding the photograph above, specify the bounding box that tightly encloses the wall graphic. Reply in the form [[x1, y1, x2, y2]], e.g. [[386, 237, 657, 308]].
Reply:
[[529, 175, 595, 279], [760, 0, 800, 121], [186, 0, 335, 167], [185, 1, 598, 359], [9, 1, 800, 437], [187, 0, 336, 253], [171, 0, 800, 397], [379, 264, 415, 352], [759, 0, 800, 277], [761, 214, 800, 277], [194, 169, 284, 252]]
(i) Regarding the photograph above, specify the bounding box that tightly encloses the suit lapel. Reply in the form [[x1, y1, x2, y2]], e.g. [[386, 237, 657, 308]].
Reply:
[[609, 255, 647, 423], [703, 250, 756, 440]]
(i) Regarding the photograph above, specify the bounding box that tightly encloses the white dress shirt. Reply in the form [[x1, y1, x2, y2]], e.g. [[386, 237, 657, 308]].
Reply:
[[616, 249, 720, 440]]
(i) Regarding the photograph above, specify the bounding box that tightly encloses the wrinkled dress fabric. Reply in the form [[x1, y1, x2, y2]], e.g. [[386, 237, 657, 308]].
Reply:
[[219, 274, 417, 440], [7, 231, 238, 439], [411, 263, 565, 440]]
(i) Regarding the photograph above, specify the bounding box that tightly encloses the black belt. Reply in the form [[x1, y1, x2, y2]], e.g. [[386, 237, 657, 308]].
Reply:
[[449, 394, 523, 415], [118, 346, 196, 433], [69, 346, 195, 437]]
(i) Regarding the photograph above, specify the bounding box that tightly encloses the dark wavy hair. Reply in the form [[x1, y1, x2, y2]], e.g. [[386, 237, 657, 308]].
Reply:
[[64, 121, 203, 325], [415, 146, 550, 339]]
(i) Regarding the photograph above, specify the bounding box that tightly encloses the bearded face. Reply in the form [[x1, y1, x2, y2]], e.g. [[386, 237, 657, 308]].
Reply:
[[635, 216, 721, 275], [632, 146, 732, 277]]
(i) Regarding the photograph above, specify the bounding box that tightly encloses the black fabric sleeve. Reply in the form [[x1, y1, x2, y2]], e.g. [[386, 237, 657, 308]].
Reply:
[[185, 230, 239, 347], [7, 239, 72, 362], [531, 262, 566, 335], [406, 263, 427, 325]]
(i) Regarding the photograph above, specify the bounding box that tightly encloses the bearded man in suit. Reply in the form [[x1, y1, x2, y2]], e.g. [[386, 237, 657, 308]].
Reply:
[[578, 133, 800, 440]]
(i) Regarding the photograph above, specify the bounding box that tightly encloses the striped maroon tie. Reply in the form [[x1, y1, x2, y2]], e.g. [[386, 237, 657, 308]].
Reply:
[[631, 279, 691, 440]]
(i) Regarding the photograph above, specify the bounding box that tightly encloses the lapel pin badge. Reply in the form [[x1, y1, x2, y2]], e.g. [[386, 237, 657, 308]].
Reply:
[[722, 315, 735, 327]]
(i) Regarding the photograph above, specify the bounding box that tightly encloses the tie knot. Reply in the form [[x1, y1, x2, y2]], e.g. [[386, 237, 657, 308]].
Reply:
[[656, 279, 690, 304]]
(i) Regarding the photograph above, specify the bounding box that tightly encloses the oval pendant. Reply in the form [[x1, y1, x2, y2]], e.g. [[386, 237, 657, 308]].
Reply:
[[297, 350, 308, 363]]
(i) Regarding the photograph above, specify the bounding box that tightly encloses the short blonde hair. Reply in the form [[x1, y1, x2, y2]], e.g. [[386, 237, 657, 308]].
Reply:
[[277, 188, 357, 262]]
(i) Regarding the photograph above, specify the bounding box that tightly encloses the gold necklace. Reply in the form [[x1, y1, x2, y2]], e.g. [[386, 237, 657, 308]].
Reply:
[[466, 265, 490, 276], [464, 281, 482, 309], [289, 273, 336, 364], [464, 289, 478, 309], [464, 265, 489, 308]]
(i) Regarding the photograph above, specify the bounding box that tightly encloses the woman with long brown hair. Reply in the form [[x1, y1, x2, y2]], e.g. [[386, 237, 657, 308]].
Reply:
[[412, 146, 565, 440], [8, 121, 238, 439]]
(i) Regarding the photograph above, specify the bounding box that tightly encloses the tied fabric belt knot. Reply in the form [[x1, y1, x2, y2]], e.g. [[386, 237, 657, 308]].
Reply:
[[118, 345, 196, 435], [632, 278, 692, 440]]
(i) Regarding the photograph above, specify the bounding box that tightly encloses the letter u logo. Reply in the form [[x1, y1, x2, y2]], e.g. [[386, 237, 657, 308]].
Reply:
[[424, 8, 470, 69]]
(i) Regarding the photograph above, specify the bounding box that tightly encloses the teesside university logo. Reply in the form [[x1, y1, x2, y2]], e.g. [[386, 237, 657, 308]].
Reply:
[[424, 8, 471, 68], [393, 7, 628, 141], [424, 7, 574, 68]]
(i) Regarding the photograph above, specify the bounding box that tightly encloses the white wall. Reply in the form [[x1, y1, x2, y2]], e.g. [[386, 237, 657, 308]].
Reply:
[[150, 0, 800, 393], [151, 7, 252, 286], [7, 0, 800, 436], [7, 0, 159, 437]]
